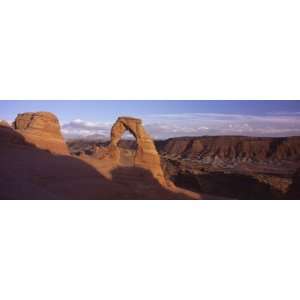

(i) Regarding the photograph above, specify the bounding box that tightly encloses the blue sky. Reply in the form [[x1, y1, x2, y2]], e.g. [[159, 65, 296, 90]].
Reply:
[[1, 100, 300, 123], [1, 100, 300, 138]]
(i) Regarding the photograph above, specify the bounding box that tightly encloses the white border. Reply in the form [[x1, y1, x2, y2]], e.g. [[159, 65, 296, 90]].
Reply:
[[1, 1, 300, 299], [0, 0, 299, 100], [1, 200, 300, 300]]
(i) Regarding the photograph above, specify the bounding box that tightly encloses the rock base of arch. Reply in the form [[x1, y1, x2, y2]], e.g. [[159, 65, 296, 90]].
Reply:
[[98, 117, 172, 187]]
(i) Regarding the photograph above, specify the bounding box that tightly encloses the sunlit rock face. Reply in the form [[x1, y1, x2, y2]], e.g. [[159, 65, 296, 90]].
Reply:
[[13, 112, 69, 155], [0, 120, 10, 127], [105, 117, 168, 186]]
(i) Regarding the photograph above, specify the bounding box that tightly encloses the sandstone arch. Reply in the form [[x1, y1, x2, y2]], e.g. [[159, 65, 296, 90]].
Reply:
[[106, 117, 168, 186]]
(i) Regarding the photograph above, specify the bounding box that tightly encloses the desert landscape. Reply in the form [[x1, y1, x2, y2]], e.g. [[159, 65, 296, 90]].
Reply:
[[68, 134, 300, 199], [1, 106, 300, 200], [0, 112, 199, 199]]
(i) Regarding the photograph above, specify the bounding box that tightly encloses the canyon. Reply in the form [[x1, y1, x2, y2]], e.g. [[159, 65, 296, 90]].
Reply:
[[1, 111, 299, 199], [68, 136, 300, 199]]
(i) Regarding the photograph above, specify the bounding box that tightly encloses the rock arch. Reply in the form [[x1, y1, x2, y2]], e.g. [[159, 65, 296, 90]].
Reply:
[[107, 117, 167, 186]]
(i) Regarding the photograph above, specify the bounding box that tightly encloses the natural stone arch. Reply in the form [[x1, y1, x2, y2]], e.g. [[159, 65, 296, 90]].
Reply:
[[106, 117, 167, 186], [110, 117, 140, 145]]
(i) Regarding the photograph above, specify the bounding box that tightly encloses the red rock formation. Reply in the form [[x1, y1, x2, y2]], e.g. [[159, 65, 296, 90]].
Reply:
[[157, 136, 300, 162], [0, 123, 27, 145], [156, 136, 300, 199], [106, 117, 169, 186], [0, 120, 10, 127], [0, 121, 198, 199], [13, 112, 69, 155]]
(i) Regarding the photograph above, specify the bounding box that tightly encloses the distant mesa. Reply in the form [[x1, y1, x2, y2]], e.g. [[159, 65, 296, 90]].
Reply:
[[13, 112, 69, 155], [156, 135, 300, 162]]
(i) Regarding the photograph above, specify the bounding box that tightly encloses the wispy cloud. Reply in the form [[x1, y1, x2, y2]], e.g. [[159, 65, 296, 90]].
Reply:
[[61, 112, 300, 139], [141, 112, 300, 138], [61, 119, 112, 138]]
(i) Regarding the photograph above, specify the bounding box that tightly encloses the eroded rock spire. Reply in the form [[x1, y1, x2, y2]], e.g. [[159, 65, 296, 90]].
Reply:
[[13, 112, 69, 155]]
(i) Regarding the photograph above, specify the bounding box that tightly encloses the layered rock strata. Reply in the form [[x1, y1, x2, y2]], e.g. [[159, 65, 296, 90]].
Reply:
[[13, 112, 69, 155], [102, 117, 168, 186]]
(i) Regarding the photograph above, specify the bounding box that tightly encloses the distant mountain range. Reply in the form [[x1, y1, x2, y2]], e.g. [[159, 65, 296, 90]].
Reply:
[[64, 133, 109, 141]]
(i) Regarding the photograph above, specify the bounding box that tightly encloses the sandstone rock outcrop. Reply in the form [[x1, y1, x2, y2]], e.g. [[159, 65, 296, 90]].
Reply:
[[157, 136, 300, 199], [13, 112, 69, 155], [1, 115, 197, 199], [0, 123, 27, 145], [156, 136, 300, 162], [0, 120, 11, 127], [102, 117, 169, 186]]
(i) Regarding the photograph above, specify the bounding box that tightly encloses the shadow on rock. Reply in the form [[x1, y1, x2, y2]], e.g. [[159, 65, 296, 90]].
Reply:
[[0, 125, 111, 199], [285, 169, 300, 199], [109, 166, 196, 199], [172, 171, 286, 199], [0, 125, 194, 200]]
